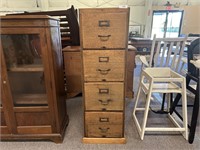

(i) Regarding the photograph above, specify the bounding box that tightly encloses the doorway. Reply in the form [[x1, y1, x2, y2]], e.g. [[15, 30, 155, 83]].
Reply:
[[151, 10, 183, 38]]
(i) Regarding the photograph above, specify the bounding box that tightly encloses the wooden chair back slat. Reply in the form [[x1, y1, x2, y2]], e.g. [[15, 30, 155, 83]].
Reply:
[[160, 42, 168, 67], [149, 34, 187, 73], [165, 42, 174, 67]]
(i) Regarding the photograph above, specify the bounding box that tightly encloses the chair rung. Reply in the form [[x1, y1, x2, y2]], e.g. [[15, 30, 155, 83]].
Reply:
[[152, 89, 182, 93], [145, 127, 186, 132], [135, 108, 146, 111]]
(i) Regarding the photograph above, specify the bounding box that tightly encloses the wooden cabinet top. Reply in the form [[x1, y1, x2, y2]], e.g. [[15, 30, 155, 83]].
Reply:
[[0, 15, 59, 27], [0, 15, 58, 20], [79, 7, 130, 13]]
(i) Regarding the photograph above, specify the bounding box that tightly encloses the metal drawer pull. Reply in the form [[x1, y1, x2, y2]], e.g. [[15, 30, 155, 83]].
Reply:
[[99, 57, 109, 62], [98, 99, 112, 105], [99, 20, 110, 27], [99, 127, 110, 133], [98, 35, 111, 41], [97, 69, 111, 75], [99, 88, 109, 94], [99, 117, 109, 122]]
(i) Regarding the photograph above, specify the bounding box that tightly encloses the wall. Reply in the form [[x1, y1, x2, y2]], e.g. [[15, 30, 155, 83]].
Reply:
[[0, 0, 200, 36], [181, 5, 200, 34]]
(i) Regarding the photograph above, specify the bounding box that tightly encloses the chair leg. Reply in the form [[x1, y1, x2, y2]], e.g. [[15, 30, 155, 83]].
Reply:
[[181, 78, 188, 140], [140, 80, 153, 140], [161, 93, 166, 110], [189, 83, 199, 144], [133, 75, 145, 115], [170, 93, 181, 114], [132, 75, 145, 139]]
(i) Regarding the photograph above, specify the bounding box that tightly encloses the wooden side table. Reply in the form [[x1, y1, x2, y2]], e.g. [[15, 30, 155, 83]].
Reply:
[[129, 38, 152, 55]]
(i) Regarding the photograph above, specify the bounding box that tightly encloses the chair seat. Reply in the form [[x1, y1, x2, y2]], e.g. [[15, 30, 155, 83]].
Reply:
[[142, 82, 182, 93], [143, 67, 183, 79]]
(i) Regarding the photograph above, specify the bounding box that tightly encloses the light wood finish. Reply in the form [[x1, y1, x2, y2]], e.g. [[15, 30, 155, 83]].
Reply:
[[86, 125, 123, 138], [79, 8, 129, 49], [80, 8, 129, 144], [83, 50, 125, 82], [85, 112, 123, 124], [84, 82, 124, 111], [85, 112, 123, 137], [62, 46, 136, 99], [82, 137, 126, 144], [0, 15, 69, 143]]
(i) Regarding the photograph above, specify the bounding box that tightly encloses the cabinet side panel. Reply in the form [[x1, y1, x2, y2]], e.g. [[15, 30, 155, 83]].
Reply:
[[48, 25, 68, 130]]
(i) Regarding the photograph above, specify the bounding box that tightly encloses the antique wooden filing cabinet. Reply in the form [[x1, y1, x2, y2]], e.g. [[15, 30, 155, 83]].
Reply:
[[0, 15, 68, 143], [79, 8, 130, 144]]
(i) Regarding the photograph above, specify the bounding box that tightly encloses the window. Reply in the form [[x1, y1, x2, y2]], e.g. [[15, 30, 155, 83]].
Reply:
[[151, 10, 183, 38]]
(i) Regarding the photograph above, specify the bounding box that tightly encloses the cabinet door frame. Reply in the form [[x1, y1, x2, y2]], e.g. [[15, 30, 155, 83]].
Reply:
[[1, 46, 17, 134], [0, 28, 57, 133]]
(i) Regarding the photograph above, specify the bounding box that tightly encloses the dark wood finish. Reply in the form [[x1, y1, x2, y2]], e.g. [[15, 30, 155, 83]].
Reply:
[[126, 45, 136, 98], [129, 38, 152, 55], [63, 46, 82, 98], [0, 15, 68, 143], [8, 5, 80, 48]]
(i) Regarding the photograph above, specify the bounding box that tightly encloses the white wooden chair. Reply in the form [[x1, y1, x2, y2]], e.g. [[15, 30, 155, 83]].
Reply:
[[132, 35, 188, 140]]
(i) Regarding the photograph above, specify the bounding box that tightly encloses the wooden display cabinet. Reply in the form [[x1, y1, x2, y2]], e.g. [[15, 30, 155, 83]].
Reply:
[[0, 15, 69, 143]]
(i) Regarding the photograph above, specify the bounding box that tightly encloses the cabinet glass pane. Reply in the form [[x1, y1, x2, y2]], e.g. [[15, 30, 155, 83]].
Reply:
[[1, 34, 48, 107]]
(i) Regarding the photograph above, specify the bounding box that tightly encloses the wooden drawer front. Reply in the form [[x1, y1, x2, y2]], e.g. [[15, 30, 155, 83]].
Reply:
[[83, 50, 125, 81], [85, 112, 123, 124], [84, 82, 124, 111], [15, 112, 51, 126], [80, 9, 129, 49], [86, 124, 123, 138]]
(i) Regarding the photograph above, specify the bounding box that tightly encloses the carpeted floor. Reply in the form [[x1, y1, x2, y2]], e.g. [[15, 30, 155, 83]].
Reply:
[[0, 56, 199, 150]]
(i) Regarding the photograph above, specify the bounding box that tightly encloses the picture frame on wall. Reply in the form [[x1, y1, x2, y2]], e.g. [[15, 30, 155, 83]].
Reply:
[[129, 25, 141, 38]]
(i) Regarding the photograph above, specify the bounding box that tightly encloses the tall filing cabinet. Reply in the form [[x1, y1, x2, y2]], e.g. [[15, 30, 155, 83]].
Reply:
[[80, 8, 130, 144]]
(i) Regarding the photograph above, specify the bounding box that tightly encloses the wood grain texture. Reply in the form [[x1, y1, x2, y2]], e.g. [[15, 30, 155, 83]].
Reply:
[[84, 82, 124, 111], [83, 50, 125, 82], [82, 137, 126, 144], [80, 8, 129, 49], [80, 8, 129, 143], [0, 15, 68, 143]]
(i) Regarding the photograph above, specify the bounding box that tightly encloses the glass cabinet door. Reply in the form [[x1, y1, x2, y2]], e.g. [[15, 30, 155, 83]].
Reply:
[[1, 34, 48, 107]]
